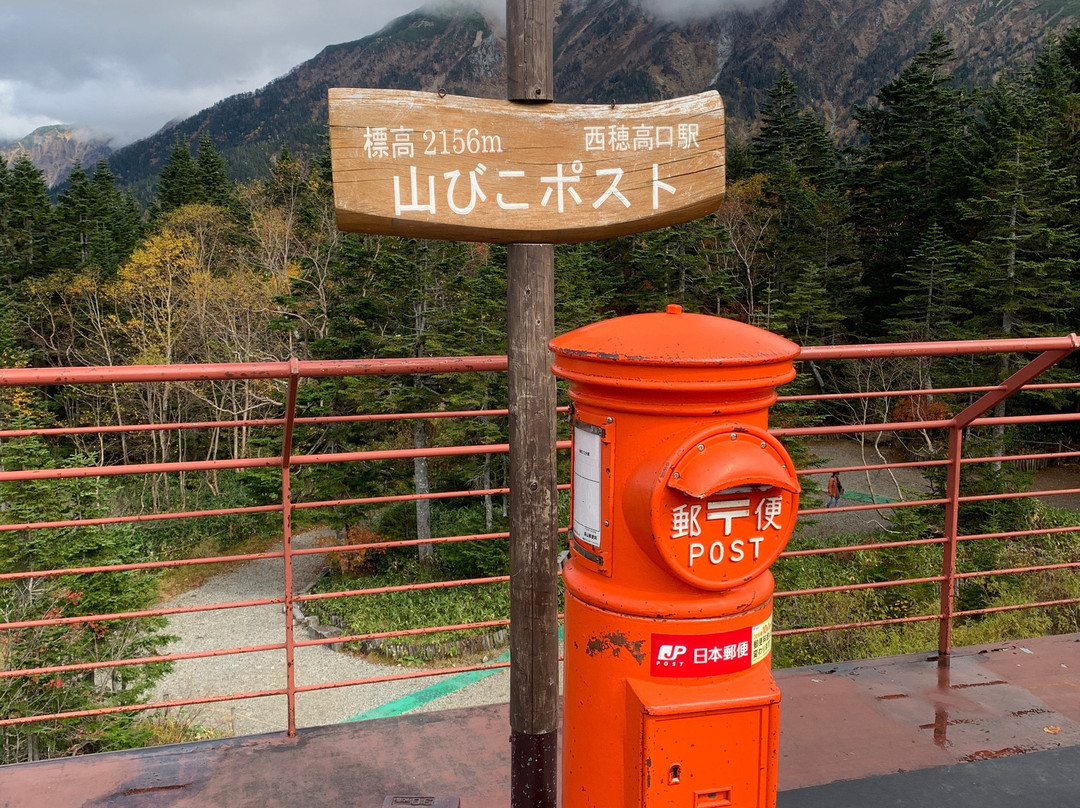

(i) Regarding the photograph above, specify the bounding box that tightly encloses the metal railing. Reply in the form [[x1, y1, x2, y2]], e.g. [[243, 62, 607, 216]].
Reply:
[[778, 335, 1080, 660], [0, 335, 1078, 758]]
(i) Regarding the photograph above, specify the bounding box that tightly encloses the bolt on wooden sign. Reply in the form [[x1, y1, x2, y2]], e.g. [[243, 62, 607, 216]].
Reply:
[[329, 89, 725, 243]]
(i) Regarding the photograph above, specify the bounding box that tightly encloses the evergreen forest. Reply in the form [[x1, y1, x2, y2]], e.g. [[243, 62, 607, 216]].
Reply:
[[3, 30, 1080, 762]]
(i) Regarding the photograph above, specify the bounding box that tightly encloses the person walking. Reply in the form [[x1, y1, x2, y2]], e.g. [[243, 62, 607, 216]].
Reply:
[[826, 471, 842, 508]]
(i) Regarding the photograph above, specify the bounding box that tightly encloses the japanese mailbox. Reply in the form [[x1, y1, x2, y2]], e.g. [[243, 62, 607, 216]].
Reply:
[[328, 89, 725, 243], [550, 304, 800, 808]]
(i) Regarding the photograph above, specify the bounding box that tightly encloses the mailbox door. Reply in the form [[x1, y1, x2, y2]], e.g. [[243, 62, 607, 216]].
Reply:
[[628, 681, 780, 808], [650, 425, 799, 592]]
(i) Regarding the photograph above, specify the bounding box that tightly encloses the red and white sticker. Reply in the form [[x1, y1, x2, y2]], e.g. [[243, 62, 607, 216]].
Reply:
[[650, 617, 772, 678]]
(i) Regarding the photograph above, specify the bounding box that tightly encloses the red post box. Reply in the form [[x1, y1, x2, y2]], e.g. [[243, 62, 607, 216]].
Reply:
[[550, 305, 800, 808]]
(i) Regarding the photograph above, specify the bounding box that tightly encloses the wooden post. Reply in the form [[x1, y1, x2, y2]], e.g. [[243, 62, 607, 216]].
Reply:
[[326, 7, 725, 804], [507, 0, 553, 103], [507, 244, 559, 808], [507, 2, 558, 808]]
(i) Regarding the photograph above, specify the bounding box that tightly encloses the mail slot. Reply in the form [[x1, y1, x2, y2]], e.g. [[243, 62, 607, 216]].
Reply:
[[550, 305, 800, 808]]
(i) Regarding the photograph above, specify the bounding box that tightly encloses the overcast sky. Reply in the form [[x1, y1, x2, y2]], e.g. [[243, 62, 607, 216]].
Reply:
[[0, 0, 436, 145], [0, 0, 761, 146]]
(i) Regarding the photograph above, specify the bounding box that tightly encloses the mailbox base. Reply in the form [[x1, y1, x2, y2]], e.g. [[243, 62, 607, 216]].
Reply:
[[562, 591, 782, 808]]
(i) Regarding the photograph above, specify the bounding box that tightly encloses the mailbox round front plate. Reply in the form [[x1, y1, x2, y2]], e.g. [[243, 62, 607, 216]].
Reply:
[[650, 428, 799, 590]]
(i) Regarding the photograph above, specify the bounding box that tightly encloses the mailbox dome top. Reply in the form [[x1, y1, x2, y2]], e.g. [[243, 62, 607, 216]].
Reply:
[[549, 305, 799, 369]]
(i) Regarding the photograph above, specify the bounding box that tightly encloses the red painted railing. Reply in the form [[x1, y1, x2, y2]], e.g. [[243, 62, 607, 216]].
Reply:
[[1, 335, 1078, 755], [784, 335, 1080, 658]]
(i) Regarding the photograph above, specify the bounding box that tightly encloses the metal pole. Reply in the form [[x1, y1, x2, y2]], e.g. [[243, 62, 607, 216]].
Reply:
[[282, 359, 300, 735], [938, 425, 962, 662], [937, 344, 1078, 663], [506, 2, 558, 807]]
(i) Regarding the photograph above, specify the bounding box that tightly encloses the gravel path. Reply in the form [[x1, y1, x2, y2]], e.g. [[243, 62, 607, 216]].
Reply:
[[151, 527, 506, 736], [798, 438, 931, 538]]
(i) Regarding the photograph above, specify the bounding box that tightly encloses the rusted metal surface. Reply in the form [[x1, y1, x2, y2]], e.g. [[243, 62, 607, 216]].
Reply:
[[940, 426, 964, 656], [0, 333, 1078, 765], [0, 705, 514, 808], [0, 356, 509, 388], [776, 634, 1080, 789], [282, 363, 300, 735], [2, 636, 1078, 806], [797, 334, 1080, 360]]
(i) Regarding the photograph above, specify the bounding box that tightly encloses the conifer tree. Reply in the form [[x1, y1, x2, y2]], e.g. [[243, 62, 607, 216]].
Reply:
[[958, 63, 1080, 448], [962, 71, 1080, 343], [852, 31, 975, 333], [51, 161, 95, 269], [91, 160, 144, 275], [1030, 36, 1080, 208], [195, 136, 233, 208], [5, 152, 52, 285], [745, 71, 860, 341], [885, 222, 969, 342], [51, 160, 143, 277], [265, 145, 305, 211], [0, 158, 12, 279], [1060, 24, 1080, 91], [792, 112, 842, 190], [752, 68, 801, 174], [154, 138, 200, 217]]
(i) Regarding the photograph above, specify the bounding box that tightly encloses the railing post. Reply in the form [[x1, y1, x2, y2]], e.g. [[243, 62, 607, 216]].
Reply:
[[937, 341, 1078, 662], [938, 424, 963, 661], [282, 359, 301, 735]]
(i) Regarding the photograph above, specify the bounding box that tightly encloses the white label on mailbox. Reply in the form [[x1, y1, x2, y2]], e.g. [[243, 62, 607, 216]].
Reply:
[[573, 426, 602, 548]]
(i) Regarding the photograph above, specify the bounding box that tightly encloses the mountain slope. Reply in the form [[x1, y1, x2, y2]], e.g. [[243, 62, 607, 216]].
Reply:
[[105, 7, 503, 202], [717, 0, 1080, 134], [2, 125, 113, 188], [551, 0, 1080, 136], [105, 0, 1080, 201]]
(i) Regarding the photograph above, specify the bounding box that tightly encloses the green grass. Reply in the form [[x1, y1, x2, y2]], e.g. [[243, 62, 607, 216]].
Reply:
[[304, 497, 1080, 670], [307, 561, 511, 664], [771, 502, 1080, 667], [141, 708, 228, 745]]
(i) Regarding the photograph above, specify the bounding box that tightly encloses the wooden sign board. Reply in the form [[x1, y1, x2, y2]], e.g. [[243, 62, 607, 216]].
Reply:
[[329, 89, 725, 244]]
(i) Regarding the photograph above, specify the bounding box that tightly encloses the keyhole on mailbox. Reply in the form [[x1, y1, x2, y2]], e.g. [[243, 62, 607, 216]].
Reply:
[[669, 764, 682, 784]]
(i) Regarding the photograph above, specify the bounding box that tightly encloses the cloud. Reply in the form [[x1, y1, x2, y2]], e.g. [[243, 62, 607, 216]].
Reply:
[[638, 0, 777, 21], [0, 0, 773, 145], [0, 82, 62, 142], [0, 1, 422, 144]]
